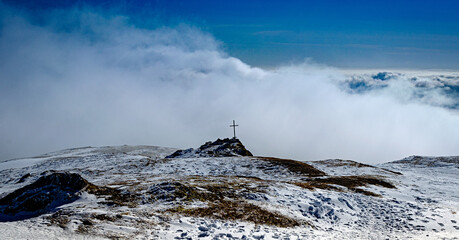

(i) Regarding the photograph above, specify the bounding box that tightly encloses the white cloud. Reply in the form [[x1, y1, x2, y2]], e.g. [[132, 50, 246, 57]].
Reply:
[[1, 5, 459, 163]]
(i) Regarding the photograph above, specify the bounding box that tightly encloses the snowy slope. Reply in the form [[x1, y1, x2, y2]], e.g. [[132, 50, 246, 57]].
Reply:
[[390, 155, 459, 167], [0, 144, 458, 240]]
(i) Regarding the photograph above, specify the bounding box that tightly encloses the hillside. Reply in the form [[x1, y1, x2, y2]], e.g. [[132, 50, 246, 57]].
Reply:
[[0, 140, 457, 239]]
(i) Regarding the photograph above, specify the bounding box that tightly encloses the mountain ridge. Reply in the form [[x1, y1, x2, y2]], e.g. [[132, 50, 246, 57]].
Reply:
[[0, 141, 457, 239]]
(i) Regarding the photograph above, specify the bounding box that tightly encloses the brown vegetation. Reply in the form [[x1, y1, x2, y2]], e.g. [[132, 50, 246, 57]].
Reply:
[[154, 177, 302, 227], [312, 175, 396, 189], [47, 210, 71, 229], [254, 157, 326, 177], [292, 181, 342, 191], [314, 159, 402, 175], [314, 159, 374, 168], [148, 176, 269, 203], [168, 200, 302, 227], [148, 182, 219, 202], [293, 175, 396, 197], [86, 184, 137, 208]]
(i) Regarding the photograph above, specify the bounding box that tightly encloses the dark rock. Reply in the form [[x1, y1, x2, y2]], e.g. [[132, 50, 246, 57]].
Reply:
[[198, 226, 208, 231], [82, 219, 93, 225], [198, 232, 209, 238], [253, 235, 265, 240], [16, 173, 31, 183], [166, 148, 193, 159], [242, 192, 268, 201], [0, 172, 90, 221]]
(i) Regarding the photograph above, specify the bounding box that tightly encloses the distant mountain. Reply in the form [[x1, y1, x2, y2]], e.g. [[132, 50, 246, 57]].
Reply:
[[390, 155, 459, 167]]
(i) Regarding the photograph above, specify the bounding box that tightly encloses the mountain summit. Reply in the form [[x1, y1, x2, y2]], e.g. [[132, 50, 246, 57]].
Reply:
[[166, 138, 253, 158], [0, 144, 457, 239]]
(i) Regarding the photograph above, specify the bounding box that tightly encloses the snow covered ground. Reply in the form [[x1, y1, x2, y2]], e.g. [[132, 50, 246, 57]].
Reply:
[[0, 145, 458, 239]]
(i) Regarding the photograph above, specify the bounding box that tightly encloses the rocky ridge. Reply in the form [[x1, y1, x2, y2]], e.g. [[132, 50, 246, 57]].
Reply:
[[166, 138, 253, 158]]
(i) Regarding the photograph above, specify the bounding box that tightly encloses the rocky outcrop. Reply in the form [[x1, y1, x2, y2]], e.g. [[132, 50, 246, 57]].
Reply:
[[166, 138, 253, 158], [0, 172, 90, 221]]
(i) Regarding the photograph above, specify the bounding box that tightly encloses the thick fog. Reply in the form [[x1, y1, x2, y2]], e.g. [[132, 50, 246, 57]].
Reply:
[[1, 6, 459, 163]]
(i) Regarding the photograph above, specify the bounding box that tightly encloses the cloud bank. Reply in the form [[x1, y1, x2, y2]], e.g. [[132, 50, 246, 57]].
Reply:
[[1, 4, 459, 163]]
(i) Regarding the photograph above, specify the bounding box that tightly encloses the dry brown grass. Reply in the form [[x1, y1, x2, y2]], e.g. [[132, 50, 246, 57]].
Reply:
[[292, 181, 342, 191], [156, 177, 304, 227], [352, 188, 381, 197], [312, 175, 396, 189], [148, 176, 270, 204], [294, 175, 396, 197], [148, 181, 221, 202], [314, 159, 374, 168], [314, 159, 402, 175], [92, 213, 117, 222], [254, 157, 326, 177], [232, 175, 265, 182], [86, 184, 138, 207], [47, 210, 71, 229], [168, 200, 302, 228]]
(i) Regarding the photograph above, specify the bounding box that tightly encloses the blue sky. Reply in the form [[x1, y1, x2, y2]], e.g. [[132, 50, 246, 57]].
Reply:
[[4, 0, 459, 69]]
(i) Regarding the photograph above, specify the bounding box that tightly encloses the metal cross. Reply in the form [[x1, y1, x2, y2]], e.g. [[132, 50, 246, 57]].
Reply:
[[230, 120, 238, 139]]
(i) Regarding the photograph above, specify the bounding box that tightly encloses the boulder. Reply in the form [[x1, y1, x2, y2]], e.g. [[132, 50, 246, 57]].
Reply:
[[0, 172, 89, 221]]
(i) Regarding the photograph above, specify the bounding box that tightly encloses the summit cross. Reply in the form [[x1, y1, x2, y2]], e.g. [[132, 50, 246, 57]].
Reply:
[[230, 120, 238, 139]]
